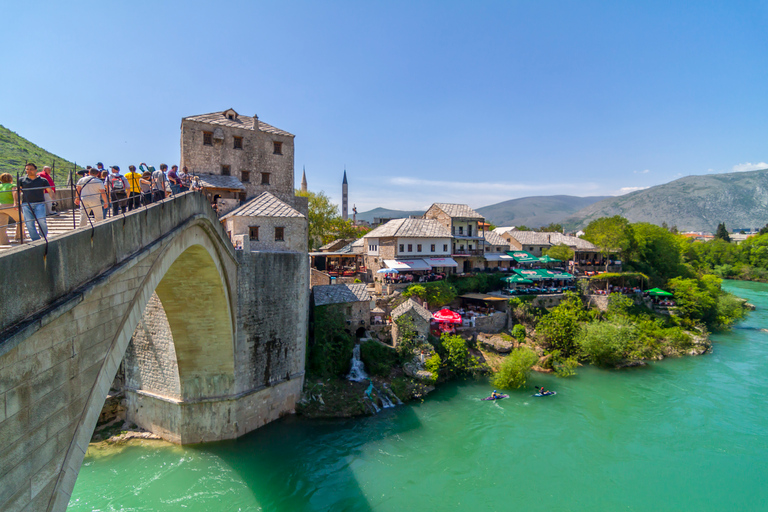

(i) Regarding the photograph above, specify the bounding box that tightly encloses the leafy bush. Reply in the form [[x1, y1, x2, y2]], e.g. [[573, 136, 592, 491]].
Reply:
[[395, 315, 419, 358], [536, 292, 586, 356], [511, 324, 526, 343], [405, 280, 457, 308], [424, 353, 441, 383], [309, 305, 355, 377], [491, 347, 539, 389], [576, 321, 637, 367], [359, 340, 398, 376]]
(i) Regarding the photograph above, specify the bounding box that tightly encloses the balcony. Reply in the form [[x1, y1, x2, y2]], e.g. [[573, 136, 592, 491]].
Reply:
[[452, 249, 484, 257]]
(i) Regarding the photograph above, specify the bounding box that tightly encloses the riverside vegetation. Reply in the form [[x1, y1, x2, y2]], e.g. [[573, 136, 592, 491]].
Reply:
[[300, 215, 750, 414]]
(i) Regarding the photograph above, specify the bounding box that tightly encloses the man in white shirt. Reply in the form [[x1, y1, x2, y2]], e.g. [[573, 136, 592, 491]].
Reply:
[[76, 168, 108, 227]]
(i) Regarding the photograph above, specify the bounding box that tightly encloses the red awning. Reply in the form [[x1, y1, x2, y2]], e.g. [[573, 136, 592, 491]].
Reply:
[[432, 308, 463, 324]]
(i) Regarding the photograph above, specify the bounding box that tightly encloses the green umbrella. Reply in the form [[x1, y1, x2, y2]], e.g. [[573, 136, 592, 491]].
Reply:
[[538, 255, 561, 263], [646, 288, 673, 297], [504, 275, 534, 284]]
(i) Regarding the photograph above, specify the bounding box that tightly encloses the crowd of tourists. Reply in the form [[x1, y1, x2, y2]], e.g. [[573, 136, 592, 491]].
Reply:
[[0, 161, 204, 242]]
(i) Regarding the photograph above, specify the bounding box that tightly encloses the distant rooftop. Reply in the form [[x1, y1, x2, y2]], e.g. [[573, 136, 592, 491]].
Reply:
[[431, 203, 484, 219], [193, 173, 246, 191], [364, 218, 451, 239], [391, 298, 432, 323], [183, 109, 294, 137], [221, 192, 304, 219], [314, 283, 371, 306]]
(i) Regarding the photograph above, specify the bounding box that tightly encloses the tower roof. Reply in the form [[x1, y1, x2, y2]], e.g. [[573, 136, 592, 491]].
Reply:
[[343, 170, 348, 185]]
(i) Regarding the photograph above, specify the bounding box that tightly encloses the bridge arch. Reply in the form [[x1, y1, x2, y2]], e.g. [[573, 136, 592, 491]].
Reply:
[[52, 218, 238, 511]]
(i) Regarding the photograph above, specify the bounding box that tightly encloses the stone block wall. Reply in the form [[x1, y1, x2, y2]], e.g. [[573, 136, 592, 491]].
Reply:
[[310, 268, 332, 288], [180, 119, 295, 202], [124, 293, 181, 399], [235, 250, 308, 394], [226, 215, 307, 253]]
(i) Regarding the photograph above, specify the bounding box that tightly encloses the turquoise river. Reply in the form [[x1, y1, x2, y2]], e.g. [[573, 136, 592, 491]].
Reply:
[[70, 280, 768, 511]]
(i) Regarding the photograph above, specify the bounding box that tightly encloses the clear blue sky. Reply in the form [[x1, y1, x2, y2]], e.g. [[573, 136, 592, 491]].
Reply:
[[2, 0, 767, 212]]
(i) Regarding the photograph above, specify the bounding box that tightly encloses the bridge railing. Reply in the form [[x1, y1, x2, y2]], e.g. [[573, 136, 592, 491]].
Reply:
[[0, 191, 232, 344]]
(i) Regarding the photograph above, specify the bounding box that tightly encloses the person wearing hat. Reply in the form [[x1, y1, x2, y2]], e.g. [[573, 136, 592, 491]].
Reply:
[[107, 166, 129, 216]]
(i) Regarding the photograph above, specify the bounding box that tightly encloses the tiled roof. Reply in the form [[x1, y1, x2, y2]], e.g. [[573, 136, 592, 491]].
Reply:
[[319, 238, 355, 251], [507, 231, 598, 250], [314, 283, 371, 306], [193, 173, 246, 191], [493, 226, 517, 235], [431, 203, 483, 219], [183, 110, 294, 137], [221, 192, 304, 219], [363, 218, 451, 239], [391, 298, 433, 322], [484, 230, 509, 247]]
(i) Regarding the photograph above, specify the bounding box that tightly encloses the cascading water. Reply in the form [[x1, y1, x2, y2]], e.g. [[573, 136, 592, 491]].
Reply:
[[348, 342, 399, 412], [347, 344, 369, 382]]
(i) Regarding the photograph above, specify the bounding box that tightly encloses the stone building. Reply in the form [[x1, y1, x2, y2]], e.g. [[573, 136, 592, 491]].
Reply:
[[180, 108, 296, 204], [391, 298, 432, 346], [424, 203, 487, 273], [221, 192, 308, 253], [483, 230, 514, 270], [362, 218, 455, 277], [313, 283, 372, 337]]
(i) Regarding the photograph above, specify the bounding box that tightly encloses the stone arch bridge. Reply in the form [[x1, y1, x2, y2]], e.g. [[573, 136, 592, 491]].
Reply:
[[0, 192, 307, 511]]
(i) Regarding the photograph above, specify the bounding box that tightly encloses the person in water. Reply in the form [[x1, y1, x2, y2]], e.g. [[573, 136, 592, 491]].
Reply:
[[491, 390, 499, 399]]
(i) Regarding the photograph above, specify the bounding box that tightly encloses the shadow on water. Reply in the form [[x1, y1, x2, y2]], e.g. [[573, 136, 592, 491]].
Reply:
[[190, 404, 426, 512]]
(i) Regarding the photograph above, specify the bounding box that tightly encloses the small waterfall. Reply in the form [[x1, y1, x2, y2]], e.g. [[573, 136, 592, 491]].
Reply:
[[348, 343, 400, 413], [347, 344, 369, 382]]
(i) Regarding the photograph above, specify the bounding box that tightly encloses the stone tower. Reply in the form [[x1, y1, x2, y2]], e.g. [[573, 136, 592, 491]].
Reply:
[[301, 166, 307, 193], [342, 170, 348, 221]]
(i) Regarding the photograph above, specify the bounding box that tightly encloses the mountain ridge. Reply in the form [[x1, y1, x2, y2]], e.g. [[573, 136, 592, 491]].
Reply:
[[564, 169, 768, 232]]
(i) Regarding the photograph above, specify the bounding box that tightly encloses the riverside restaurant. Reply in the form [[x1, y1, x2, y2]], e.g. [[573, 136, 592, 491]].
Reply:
[[504, 268, 575, 295]]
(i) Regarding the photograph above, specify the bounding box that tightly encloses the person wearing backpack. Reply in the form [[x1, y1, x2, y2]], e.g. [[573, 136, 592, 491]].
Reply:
[[108, 166, 129, 216]]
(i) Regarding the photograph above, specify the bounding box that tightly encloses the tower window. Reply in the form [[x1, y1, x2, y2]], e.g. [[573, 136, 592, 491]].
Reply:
[[249, 226, 259, 240], [275, 227, 285, 241], [203, 131, 213, 146], [241, 170, 250, 182], [273, 141, 283, 155], [221, 165, 231, 176], [233, 136, 243, 149], [261, 172, 270, 185]]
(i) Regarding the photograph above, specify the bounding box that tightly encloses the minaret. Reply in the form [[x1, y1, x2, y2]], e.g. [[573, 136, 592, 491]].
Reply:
[[301, 166, 307, 193], [342, 169, 348, 221]]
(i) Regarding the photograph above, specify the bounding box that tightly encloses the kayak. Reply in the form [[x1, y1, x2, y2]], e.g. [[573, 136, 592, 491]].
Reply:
[[534, 391, 556, 397], [482, 394, 509, 401]]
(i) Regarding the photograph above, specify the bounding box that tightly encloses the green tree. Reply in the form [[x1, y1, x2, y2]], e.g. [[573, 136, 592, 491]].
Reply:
[[715, 223, 731, 242], [627, 222, 690, 284], [491, 347, 539, 389], [296, 189, 340, 250], [441, 333, 470, 371], [310, 305, 355, 377], [395, 314, 419, 357], [545, 243, 575, 262], [535, 292, 586, 356], [583, 216, 635, 269], [539, 223, 563, 233]]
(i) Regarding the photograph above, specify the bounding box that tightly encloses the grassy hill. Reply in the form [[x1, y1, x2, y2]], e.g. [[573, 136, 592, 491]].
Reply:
[[0, 124, 79, 188], [564, 169, 768, 232], [477, 195, 610, 228]]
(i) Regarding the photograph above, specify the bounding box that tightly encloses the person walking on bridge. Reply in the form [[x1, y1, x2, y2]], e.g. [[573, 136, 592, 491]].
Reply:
[[124, 165, 142, 211], [107, 166, 129, 216], [75, 168, 108, 227], [16, 163, 52, 241]]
